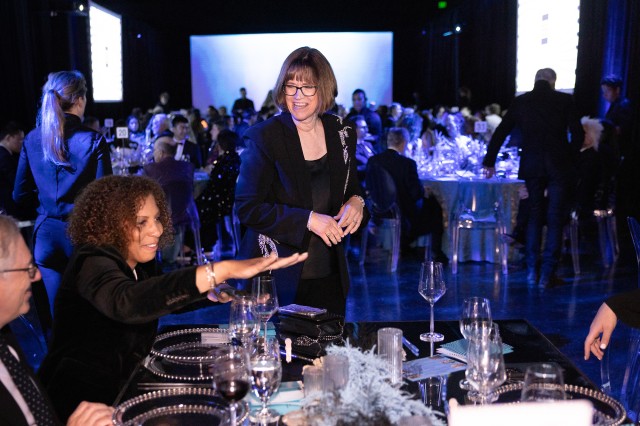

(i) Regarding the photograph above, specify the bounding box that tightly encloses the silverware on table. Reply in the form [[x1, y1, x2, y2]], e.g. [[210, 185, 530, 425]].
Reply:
[[403, 336, 420, 357], [137, 382, 210, 390]]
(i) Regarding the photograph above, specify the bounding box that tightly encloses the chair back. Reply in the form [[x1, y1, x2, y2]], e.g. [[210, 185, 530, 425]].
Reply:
[[628, 217, 640, 269], [365, 161, 398, 215], [453, 180, 501, 224]]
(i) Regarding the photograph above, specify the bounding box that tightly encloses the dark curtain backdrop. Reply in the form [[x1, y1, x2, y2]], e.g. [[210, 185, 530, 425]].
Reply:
[[1, 0, 638, 134]]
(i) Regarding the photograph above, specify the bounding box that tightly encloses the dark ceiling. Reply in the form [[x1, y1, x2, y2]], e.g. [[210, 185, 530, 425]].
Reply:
[[91, 0, 463, 35]]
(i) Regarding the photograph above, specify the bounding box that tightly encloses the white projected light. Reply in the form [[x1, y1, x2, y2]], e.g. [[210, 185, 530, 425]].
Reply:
[[89, 1, 123, 102], [517, 0, 580, 93], [190, 32, 393, 112]]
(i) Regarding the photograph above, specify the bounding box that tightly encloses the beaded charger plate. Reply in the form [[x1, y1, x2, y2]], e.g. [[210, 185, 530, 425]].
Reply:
[[493, 383, 626, 426], [113, 387, 248, 426], [146, 328, 230, 381]]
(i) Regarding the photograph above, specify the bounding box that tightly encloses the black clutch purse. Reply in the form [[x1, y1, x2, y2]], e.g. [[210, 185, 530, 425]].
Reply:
[[277, 310, 345, 358]]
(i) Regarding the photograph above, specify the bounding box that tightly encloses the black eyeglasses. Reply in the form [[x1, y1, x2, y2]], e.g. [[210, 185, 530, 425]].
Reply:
[[283, 84, 318, 97], [0, 262, 39, 280]]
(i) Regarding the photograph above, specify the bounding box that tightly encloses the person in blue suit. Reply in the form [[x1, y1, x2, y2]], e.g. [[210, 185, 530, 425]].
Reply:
[[13, 71, 112, 324]]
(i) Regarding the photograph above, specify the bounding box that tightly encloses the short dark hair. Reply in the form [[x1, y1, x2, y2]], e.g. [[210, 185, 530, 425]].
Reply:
[[273, 47, 338, 114], [0, 121, 23, 141], [217, 129, 239, 152], [352, 89, 367, 101], [601, 75, 623, 88], [387, 127, 409, 147], [171, 114, 189, 127]]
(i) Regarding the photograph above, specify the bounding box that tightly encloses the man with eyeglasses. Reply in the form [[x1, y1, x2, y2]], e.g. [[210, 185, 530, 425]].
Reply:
[[0, 214, 113, 425], [346, 89, 383, 149]]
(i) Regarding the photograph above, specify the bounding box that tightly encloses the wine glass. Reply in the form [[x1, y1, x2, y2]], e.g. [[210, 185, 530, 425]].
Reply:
[[229, 295, 259, 347], [418, 261, 447, 342], [465, 324, 506, 404], [211, 346, 250, 425], [252, 275, 279, 340], [249, 337, 283, 423], [459, 297, 492, 390]]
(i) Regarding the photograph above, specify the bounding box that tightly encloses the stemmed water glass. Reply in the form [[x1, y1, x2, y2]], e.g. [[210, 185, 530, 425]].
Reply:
[[418, 261, 447, 342], [465, 323, 506, 404], [229, 295, 259, 347], [252, 275, 279, 340], [248, 337, 283, 424], [459, 297, 493, 390], [211, 346, 250, 425]]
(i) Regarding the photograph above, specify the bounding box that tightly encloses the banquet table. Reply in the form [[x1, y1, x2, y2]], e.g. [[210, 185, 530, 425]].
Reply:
[[421, 176, 525, 264], [114, 319, 600, 422]]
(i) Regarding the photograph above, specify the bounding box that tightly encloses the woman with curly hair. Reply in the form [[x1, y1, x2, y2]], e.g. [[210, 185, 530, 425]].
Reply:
[[37, 175, 307, 422]]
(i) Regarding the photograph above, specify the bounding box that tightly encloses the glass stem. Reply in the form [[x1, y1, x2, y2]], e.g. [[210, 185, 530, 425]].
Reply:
[[264, 320, 268, 340], [430, 302, 435, 334], [230, 403, 236, 425]]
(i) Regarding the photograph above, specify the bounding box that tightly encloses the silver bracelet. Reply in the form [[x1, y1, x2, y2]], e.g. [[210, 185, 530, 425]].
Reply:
[[307, 211, 313, 231], [352, 195, 365, 208], [206, 262, 217, 291]]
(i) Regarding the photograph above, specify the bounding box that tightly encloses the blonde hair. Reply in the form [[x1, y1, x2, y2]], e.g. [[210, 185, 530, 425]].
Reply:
[[273, 47, 338, 114], [581, 116, 603, 151], [40, 71, 87, 165]]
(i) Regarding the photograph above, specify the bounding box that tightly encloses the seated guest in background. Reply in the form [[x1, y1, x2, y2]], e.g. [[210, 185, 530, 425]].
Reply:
[[126, 114, 145, 148], [0, 122, 29, 217], [347, 89, 382, 149], [37, 175, 306, 421], [162, 114, 202, 168], [575, 117, 616, 221], [484, 103, 502, 142], [233, 108, 258, 142], [206, 118, 231, 165], [352, 115, 375, 189], [148, 113, 170, 140], [143, 140, 194, 267], [366, 127, 447, 263], [0, 214, 114, 426], [197, 129, 241, 254]]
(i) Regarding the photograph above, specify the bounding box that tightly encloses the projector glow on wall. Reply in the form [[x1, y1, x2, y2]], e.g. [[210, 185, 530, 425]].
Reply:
[[89, 1, 123, 102]]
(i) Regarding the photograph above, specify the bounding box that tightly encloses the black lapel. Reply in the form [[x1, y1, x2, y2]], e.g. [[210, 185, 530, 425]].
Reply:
[[323, 114, 349, 212]]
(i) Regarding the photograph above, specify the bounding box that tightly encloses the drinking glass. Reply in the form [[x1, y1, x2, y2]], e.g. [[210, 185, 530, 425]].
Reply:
[[520, 363, 566, 402], [377, 327, 403, 386], [459, 297, 492, 390], [418, 261, 447, 342], [229, 295, 259, 347], [211, 346, 250, 425], [252, 275, 279, 339], [323, 354, 349, 392], [249, 337, 283, 423], [465, 324, 506, 404]]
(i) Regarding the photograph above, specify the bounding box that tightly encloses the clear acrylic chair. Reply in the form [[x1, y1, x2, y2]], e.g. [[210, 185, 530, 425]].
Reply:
[[599, 217, 640, 421], [450, 180, 508, 275], [361, 162, 401, 272]]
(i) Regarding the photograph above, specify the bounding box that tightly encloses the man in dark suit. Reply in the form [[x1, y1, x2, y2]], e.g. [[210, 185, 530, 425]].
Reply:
[[347, 89, 383, 149], [483, 68, 584, 286], [0, 214, 113, 425], [366, 127, 446, 262], [157, 114, 203, 169], [0, 122, 26, 217]]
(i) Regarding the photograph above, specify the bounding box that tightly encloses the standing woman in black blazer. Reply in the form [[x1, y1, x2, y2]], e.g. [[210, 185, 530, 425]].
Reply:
[[235, 47, 369, 316], [13, 71, 112, 323]]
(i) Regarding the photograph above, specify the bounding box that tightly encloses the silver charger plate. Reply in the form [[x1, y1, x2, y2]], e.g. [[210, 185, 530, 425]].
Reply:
[[150, 328, 230, 362], [145, 354, 215, 382], [493, 383, 626, 426], [113, 387, 248, 426]]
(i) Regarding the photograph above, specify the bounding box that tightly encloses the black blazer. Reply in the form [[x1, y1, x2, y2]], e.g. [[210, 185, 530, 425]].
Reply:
[[235, 112, 369, 304], [483, 80, 584, 180], [0, 327, 60, 426], [38, 245, 207, 421]]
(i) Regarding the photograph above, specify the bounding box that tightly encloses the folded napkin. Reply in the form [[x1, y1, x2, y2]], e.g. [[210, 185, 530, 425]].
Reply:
[[436, 338, 513, 363], [246, 381, 303, 415], [403, 354, 467, 381]]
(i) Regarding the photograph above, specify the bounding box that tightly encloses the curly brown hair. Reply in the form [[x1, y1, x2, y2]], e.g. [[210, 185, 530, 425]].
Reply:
[[68, 175, 173, 258]]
